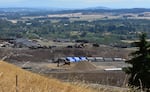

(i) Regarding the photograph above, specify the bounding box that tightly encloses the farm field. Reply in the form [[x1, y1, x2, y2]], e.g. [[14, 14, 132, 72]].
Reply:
[[47, 12, 150, 21]]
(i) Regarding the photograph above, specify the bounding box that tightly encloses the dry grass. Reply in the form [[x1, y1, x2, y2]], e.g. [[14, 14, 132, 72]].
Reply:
[[0, 61, 96, 92]]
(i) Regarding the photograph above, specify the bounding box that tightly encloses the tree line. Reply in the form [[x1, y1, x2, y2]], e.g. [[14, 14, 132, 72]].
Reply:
[[0, 19, 150, 44]]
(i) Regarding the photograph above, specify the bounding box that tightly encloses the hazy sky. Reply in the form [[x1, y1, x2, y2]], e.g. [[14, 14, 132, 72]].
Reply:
[[0, 0, 150, 9]]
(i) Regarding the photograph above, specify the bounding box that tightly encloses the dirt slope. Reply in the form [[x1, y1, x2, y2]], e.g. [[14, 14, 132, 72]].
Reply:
[[70, 61, 97, 71], [0, 61, 95, 92]]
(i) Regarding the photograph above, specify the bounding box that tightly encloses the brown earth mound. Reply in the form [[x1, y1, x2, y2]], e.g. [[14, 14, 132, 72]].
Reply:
[[70, 61, 97, 71]]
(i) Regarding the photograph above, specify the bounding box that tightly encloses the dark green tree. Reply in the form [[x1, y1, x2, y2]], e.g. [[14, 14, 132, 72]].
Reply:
[[124, 33, 150, 90]]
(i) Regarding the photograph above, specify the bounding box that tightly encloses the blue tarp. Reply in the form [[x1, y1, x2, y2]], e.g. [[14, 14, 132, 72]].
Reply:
[[80, 57, 87, 61], [66, 57, 76, 62], [73, 57, 81, 62], [66, 57, 87, 62]]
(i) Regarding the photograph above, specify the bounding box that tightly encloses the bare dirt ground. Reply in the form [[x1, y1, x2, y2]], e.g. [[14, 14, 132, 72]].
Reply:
[[7, 61, 128, 87], [0, 47, 130, 87], [1, 46, 130, 62]]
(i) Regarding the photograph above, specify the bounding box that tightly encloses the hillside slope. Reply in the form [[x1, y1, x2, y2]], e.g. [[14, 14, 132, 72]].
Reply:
[[0, 61, 95, 92]]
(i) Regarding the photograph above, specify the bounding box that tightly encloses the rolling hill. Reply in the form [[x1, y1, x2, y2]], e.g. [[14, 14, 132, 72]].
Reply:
[[0, 61, 95, 92]]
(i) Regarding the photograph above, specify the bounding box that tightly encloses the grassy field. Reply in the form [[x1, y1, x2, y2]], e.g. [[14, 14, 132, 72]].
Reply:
[[47, 13, 150, 21], [0, 61, 96, 92]]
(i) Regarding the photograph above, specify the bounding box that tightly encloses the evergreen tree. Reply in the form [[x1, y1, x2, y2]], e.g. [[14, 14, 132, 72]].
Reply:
[[124, 33, 150, 90]]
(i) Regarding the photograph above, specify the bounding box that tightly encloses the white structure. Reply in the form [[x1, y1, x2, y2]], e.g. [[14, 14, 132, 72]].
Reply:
[[104, 68, 122, 71]]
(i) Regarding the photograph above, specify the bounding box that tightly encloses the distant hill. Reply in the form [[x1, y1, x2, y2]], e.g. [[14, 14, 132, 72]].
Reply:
[[84, 6, 110, 10], [0, 7, 150, 14], [57, 8, 150, 14]]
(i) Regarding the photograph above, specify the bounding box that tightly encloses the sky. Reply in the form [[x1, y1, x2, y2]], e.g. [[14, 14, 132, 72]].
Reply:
[[0, 0, 150, 9]]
